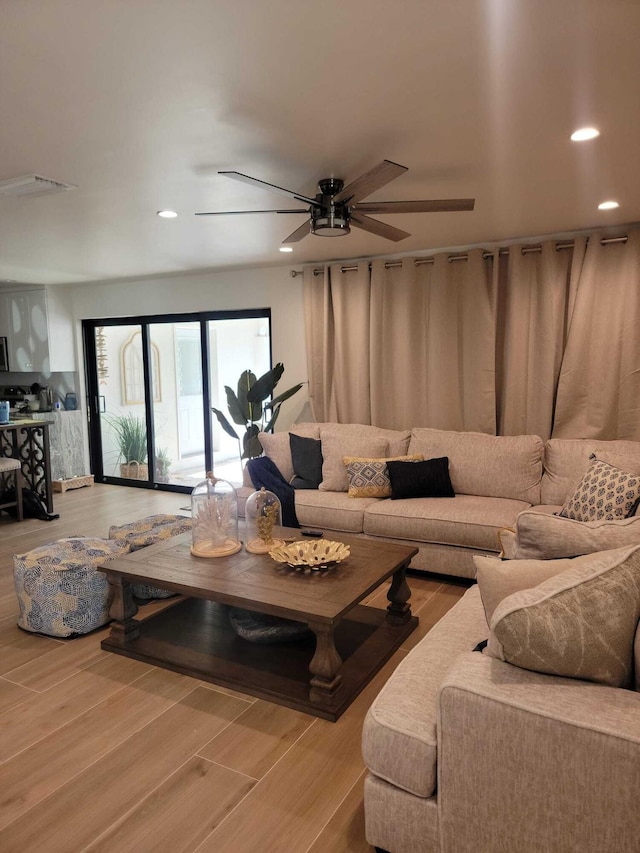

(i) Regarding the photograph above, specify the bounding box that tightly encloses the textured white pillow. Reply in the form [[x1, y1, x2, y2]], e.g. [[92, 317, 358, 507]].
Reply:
[[487, 545, 640, 688]]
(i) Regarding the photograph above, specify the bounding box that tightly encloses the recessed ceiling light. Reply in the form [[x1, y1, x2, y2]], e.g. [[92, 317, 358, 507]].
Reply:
[[157, 210, 178, 218], [570, 127, 600, 142], [598, 200, 619, 210], [279, 246, 293, 253]]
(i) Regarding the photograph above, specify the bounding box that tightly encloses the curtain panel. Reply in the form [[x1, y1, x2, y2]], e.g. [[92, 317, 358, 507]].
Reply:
[[303, 226, 640, 441]]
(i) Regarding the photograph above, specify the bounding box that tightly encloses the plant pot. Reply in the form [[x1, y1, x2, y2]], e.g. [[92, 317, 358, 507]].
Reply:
[[120, 461, 149, 480]]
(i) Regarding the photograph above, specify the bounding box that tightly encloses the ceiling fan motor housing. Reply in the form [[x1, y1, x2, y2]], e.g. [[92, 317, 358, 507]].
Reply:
[[313, 178, 350, 236]]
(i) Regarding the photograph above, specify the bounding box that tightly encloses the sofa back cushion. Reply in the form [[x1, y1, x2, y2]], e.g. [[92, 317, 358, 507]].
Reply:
[[474, 553, 576, 623], [257, 423, 321, 483], [503, 510, 640, 560], [541, 438, 640, 505], [408, 428, 543, 503], [319, 431, 389, 492], [487, 544, 640, 688]]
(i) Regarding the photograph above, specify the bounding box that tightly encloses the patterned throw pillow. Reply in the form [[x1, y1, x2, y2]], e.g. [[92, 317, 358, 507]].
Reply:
[[343, 455, 423, 498], [560, 455, 640, 522]]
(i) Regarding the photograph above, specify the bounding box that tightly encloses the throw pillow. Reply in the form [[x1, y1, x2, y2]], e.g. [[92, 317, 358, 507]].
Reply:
[[486, 544, 640, 688], [474, 553, 579, 624], [501, 510, 640, 560], [319, 432, 389, 492], [343, 454, 423, 498], [289, 433, 323, 490], [387, 457, 455, 500], [559, 455, 640, 522]]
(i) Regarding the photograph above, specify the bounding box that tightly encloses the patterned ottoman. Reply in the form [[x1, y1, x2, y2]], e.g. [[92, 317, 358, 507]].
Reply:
[[13, 537, 130, 638], [108, 514, 192, 600]]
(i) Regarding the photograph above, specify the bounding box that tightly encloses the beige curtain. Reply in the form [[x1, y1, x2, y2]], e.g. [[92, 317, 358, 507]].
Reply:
[[304, 250, 496, 432], [496, 237, 586, 438], [303, 226, 640, 441], [303, 261, 371, 423], [553, 230, 640, 440], [370, 250, 496, 432]]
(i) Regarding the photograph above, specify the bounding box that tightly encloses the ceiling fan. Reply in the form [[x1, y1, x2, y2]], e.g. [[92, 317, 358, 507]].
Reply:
[[195, 159, 475, 244]]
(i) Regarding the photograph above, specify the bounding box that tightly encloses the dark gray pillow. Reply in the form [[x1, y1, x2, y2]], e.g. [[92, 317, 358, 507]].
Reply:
[[387, 457, 455, 499], [289, 433, 323, 489]]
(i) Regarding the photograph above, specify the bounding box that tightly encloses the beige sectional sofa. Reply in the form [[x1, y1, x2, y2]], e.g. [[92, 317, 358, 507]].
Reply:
[[362, 558, 640, 853], [244, 423, 640, 579]]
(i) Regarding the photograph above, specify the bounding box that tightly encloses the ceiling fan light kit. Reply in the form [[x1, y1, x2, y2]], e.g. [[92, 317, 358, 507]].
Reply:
[[196, 160, 474, 244]]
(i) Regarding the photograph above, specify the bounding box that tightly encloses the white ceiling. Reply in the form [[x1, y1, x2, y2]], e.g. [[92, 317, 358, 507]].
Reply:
[[1, 0, 639, 286]]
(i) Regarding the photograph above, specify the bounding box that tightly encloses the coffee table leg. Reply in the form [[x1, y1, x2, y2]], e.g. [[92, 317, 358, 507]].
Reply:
[[386, 563, 412, 626], [107, 575, 140, 644], [308, 620, 343, 705]]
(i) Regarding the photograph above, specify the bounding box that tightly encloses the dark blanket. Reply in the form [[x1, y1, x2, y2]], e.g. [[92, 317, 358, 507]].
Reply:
[[246, 456, 299, 529]]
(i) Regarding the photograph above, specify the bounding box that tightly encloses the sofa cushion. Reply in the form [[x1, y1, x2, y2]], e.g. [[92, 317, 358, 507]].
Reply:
[[362, 585, 488, 798], [387, 457, 454, 500], [560, 455, 640, 522], [294, 489, 380, 533], [541, 438, 640, 506], [475, 554, 578, 623], [257, 424, 321, 483], [501, 509, 640, 560], [487, 545, 640, 687], [319, 431, 389, 492], [289, 433, 323, 489], [344, 454, 422, 498], [363, 494, 530, 551], [408, 428, 543, 504]]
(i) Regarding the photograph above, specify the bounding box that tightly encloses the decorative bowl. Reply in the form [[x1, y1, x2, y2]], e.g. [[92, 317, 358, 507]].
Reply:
[[268, 539, 350, 570]]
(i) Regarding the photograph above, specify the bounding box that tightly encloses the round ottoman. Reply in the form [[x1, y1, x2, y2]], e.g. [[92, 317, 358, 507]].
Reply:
[[13, 537, 130, 638], [108, 514, 192, 599]]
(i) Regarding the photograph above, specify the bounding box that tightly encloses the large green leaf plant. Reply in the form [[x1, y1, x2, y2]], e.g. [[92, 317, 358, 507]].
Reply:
[[211, 363, 303, 460]]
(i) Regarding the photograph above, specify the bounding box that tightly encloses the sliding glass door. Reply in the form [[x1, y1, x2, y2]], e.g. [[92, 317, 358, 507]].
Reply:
[[83, 309, 271, 491]]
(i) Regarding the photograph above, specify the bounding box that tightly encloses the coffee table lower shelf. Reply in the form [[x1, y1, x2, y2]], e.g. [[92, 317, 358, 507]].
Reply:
[[101, 597, 417, 721]]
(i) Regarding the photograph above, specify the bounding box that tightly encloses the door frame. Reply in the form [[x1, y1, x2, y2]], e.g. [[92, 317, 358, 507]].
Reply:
[[82, 308, 272, 493]]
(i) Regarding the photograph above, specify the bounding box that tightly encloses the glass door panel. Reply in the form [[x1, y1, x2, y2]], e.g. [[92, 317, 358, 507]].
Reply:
[[208, 316, 271, 485], [148, 321, 205, 488], [95, 324, 150, 481]]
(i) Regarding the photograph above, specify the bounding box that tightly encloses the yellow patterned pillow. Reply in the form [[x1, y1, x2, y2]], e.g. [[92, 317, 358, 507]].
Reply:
[[343, 455, 423, 498]]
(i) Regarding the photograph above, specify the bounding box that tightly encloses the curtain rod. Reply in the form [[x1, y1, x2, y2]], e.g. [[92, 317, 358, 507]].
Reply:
[[289, 234, 628, 278]]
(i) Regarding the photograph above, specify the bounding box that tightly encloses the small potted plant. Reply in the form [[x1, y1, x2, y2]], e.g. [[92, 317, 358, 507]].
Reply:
[[106, 413, 149, 479], [155, 447, 172, 483]]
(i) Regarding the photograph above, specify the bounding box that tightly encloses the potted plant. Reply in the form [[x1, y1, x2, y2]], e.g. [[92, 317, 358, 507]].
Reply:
[[155, 447, 172, 483], [211, 363, 303, 460], [106, 413, 149, 479]]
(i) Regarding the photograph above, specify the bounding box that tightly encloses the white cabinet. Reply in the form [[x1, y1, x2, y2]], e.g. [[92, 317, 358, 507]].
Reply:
[[3, 288, 75, 374]]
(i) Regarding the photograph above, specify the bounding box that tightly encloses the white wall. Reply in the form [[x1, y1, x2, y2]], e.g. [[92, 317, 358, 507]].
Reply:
[[69, 264, 310, 473]]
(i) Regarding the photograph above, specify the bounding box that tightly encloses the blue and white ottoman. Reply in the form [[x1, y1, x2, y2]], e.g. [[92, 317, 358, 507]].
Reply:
[[13, 537, 130, 638], [108, 514, 192, 600]]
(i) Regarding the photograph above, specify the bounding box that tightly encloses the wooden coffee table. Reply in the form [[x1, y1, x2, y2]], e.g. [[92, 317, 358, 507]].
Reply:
[[100, 528, 418, 721]]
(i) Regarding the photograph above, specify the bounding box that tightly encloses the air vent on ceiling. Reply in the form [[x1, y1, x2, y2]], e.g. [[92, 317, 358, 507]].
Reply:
[[0, 174, 77, 198]]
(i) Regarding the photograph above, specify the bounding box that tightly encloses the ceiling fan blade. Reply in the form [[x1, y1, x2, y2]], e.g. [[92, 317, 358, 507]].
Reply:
[[195, 209, 308, 216], [350, 213, 410, 242], [332, 160, 408, 205], [355, 198, 476, 214], [219, 171, 319, 206], [282, 220, 312, 243]]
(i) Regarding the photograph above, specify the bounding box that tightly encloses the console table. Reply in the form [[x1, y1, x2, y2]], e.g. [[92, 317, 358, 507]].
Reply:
[[0, 419, 54, 512]]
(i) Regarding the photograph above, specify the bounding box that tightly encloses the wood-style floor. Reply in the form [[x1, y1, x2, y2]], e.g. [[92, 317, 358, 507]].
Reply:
[[0, 484, 468, 853]]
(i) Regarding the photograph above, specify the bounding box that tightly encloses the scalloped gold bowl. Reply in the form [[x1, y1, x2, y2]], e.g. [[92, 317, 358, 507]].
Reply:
[[268, 539, 351, 570]]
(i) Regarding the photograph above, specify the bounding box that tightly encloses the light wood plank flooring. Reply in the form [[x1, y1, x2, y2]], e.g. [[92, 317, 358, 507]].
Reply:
[[0, 484, 468, 852]]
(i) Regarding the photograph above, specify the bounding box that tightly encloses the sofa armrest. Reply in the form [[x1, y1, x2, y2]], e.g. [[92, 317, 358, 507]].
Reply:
[[437, 653, 640, 853]]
